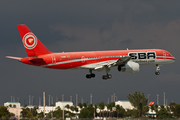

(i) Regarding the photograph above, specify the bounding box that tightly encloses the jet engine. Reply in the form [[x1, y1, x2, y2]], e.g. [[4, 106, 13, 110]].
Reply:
[[118, 61, 140, 73]]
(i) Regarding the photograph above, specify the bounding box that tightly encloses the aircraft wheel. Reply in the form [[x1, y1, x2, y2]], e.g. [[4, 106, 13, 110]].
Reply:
[[108, 74, 112, 79], [155, 71, 160, 75], [91, 73, 95, 78], [102, 75, 108, 80], [86, 74, 91, 79]]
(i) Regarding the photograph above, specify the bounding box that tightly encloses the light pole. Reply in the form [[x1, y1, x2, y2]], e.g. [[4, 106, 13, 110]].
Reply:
[[113, 93, 115, 102], [147, 94, 150, 104], [32, 96, 34, 106], [70, 96, 72, 102], [17, 97, 19, 102], [157, 94, 159, 105], [49, 95, 50, 106], [76, 94, 78, 106], [29, 95, 31, 106], [164, 92, 165, 106], [62, 94, 64, 101]]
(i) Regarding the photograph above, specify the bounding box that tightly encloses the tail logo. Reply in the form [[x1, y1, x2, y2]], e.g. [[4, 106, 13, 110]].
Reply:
[[23, 32, 38, 49]]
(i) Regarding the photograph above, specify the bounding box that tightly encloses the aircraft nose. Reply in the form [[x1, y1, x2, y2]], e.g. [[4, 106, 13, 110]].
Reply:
[[173, 56, 176, 61]]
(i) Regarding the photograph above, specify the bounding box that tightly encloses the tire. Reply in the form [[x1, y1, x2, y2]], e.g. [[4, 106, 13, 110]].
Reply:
[[91, 73, 95, 78], [155, 72, 160, 75], [102, 75, 108, 80], [86, 74, 91, 78]]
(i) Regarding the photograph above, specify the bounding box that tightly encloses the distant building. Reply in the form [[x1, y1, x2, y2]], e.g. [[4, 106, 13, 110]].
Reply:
[[29, 106, 56, 114], [4, 102, 21, 119], [8, 107, 22, 119], [56, 101, 73, 110], [115, 100, 134, 110], [4, 102, 21, 108]]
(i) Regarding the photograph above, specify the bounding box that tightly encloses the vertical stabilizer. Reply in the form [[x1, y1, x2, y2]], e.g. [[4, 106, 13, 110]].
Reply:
[[17, 24, 51, 56]]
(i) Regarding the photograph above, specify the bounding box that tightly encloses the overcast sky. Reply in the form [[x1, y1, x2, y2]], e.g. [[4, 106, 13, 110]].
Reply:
[[0, 0, 180, 106]]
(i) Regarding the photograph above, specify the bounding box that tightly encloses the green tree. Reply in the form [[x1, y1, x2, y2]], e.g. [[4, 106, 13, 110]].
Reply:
[[127, 91, 149, 117], [21, 106, 33, 118], [79, 104, 95, 118], [0, 106, 13, 119], [98, 102, 105, 118], [52, 109, 63, 118], [70, 106, 75, 113], [56, 106, 61, 110], [31, 106, 39, 117], [83, 103, 87, 108], [156, 105, 172, 119], [174, 104, 180, 118], [74, 106, 78, 118], [9, 104, 12, 107], [169, 102, 176, 116], [37, 112, 44, 118], [65, 104, 70, 111], [78, 103, 83, 110], [116, 105, 125, 118], [106, 103, 111, 117], [106, 102, 115, 117]]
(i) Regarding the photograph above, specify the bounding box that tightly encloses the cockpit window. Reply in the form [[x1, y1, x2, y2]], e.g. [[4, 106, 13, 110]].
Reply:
[[169, 53, 173, 56]]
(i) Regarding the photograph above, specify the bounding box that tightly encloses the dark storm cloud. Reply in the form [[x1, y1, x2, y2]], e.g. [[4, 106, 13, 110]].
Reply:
[[0, 0, 180, 106], [120, 39, 132, 44]]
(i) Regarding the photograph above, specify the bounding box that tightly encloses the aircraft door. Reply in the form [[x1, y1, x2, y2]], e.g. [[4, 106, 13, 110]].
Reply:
[[51, 55, 56, 64], [81, 56, 85, 63]]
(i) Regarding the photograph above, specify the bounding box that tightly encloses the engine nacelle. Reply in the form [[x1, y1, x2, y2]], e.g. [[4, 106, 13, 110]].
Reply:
[[118, 61, 140, 73]]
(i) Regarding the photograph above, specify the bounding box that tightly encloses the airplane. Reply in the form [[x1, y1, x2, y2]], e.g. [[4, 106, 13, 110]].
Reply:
[[6, 24, 176, 80]]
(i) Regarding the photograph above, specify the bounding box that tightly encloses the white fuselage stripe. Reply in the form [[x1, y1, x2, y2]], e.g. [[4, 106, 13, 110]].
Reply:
[[41, 56, 175, 68]]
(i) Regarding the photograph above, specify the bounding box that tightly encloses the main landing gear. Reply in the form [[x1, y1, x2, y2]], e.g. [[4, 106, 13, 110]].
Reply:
[[155, 64, 160, 75], [102, 66, 112, 80], [86, 69, 95, 79], [102, 74, 112, 80]]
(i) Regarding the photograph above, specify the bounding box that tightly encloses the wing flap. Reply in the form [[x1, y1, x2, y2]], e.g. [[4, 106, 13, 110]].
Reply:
[[114, 56, 131, 66]]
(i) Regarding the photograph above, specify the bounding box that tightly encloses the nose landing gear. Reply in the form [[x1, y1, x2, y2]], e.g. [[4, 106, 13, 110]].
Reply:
[[155, 65, 160, 75]]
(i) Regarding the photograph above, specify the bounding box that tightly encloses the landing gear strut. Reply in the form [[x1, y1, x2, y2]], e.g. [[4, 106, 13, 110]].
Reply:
[[86, 69, 95, 79], [102, 66, 112, 80], [155, 64, 160, 75]]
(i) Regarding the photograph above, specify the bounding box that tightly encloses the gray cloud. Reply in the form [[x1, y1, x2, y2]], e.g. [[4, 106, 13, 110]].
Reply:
[[0, 0, 179, 105]]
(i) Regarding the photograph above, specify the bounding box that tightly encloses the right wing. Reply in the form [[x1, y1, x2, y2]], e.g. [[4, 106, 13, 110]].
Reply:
[[94, 56, 131, 70]]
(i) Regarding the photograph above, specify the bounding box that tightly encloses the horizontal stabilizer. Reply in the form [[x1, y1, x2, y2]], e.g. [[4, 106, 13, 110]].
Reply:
[[6, 56, 22, 60]]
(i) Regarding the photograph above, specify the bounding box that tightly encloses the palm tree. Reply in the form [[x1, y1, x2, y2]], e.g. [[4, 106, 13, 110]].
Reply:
[[74, 106, 79, 118], [82, 103, 87, 108], [106, 103, 111, 117], [65, 104, 70, 112], [70, 106, 75, 114], [78, 103, 83, 110], [94, 104, 97, 118], [98, 102, 105, 118], [116, 105, 120, 118]]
